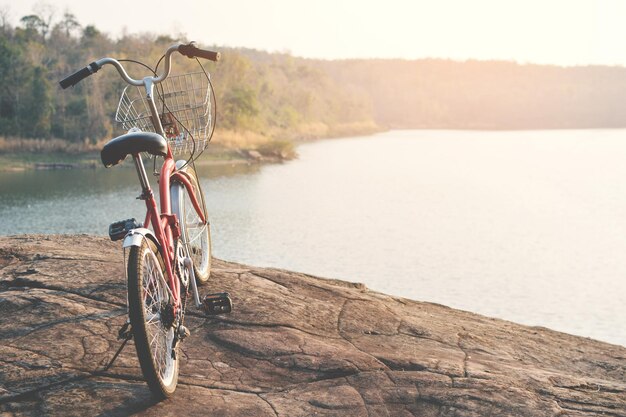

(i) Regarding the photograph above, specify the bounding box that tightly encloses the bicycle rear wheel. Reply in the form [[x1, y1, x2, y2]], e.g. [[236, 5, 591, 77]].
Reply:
[[127, 239, 179, 398], [171, 166, 211, 283]]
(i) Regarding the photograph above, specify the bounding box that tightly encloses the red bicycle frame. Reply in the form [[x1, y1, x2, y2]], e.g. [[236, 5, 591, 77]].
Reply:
[[130, 144, 205, 315]]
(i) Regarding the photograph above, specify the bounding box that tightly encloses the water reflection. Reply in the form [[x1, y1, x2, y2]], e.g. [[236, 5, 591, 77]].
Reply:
[[0, 159, 260, 235]]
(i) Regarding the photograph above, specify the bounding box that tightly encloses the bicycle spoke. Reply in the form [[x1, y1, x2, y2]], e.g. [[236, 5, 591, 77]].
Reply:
[[150, 329, 161, 346]]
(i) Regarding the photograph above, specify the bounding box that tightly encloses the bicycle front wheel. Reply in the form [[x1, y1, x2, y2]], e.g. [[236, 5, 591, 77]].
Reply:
[[127, 239, 179, 398], [171, 166, 211, 283]]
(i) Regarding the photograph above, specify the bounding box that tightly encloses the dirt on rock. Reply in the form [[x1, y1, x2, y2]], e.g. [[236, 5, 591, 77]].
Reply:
[[0, 235, 624, 416]]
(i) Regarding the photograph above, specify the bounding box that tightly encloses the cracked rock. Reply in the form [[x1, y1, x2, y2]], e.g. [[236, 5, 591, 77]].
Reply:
[[0, 234, 625, 416]]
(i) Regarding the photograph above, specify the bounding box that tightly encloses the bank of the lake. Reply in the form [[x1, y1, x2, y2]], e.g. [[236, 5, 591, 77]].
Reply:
[[0, 122, 381, 171], [0, 145, 278, 172]]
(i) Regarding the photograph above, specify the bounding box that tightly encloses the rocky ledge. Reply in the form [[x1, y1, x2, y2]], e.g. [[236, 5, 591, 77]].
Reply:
[[0, 235, 624, 417]]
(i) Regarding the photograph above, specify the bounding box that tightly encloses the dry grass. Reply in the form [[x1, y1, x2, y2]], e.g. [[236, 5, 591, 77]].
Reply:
[[211, 120, 379, 151], [293, 122, 330, 139], [211, 129, 273, 149], [210, 129, 297, 159], [0, 137, 106, 154], [327, 120, 380, 138], [290, 120, 380, 140]]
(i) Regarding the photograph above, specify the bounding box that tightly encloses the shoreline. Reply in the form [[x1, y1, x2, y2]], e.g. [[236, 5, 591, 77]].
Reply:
[[0, 125, 384, 172], [6, 125, 626, 172], [0, 146, 289, 172]]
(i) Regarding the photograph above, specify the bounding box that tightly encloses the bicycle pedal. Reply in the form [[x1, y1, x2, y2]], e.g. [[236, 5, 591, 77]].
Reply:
[[109, 218, 142, 241], [203, 292, 232, 315], [177, 325, 190, 340]]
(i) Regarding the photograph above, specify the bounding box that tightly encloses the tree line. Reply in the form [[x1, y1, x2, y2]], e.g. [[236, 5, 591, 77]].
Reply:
[[0, 10, 625, 148], [0, 11, 374, 146], [318, 58, 626, 129]]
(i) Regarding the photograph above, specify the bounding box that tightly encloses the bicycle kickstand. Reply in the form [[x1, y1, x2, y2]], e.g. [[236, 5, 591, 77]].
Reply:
[[99, 321, 133, 373]]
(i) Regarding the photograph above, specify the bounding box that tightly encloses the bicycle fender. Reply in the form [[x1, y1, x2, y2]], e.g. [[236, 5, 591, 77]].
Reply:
[[122, 228, 159, 249]]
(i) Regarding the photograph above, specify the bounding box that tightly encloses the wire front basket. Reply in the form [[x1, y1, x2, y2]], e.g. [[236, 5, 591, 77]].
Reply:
[[115, 72, 213, 155]]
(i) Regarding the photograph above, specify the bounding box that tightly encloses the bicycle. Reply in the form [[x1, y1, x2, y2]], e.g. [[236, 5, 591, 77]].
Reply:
[[59, 42, 232, 398]]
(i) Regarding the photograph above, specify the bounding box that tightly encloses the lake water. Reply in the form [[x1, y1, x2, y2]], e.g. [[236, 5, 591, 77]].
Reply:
[[1, 130, 625, 347]]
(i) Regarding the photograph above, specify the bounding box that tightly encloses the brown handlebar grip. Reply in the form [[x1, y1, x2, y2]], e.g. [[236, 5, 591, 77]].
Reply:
[[179, 43, 220, 62], [194, 49, 220, 62]]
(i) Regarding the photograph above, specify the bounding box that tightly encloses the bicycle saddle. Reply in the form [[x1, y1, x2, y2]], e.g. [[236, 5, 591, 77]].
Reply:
[[101, 132, 168, 167]]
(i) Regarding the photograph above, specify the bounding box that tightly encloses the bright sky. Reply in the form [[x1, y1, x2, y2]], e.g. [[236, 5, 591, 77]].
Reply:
[[2, 0, 626, 66]]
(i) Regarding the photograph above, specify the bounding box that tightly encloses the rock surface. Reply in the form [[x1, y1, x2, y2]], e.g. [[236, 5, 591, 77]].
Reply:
[[0, 235, 624, 416]]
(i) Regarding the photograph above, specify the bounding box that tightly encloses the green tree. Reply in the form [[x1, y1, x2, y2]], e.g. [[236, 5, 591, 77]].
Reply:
[[19, 15, 47, 40], [0, 34, 29, 135], [221, 86, 260, 130], [58, 12, 80, 37], [82, 25, 100, 42], [20, 66, 52, 137]]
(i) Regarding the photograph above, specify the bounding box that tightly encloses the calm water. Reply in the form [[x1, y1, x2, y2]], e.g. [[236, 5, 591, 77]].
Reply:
[[1, 130, 625, 347]]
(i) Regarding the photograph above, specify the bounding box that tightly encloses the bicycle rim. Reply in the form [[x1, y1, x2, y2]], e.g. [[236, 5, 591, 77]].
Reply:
[[171, 168, 211, 282], [183, 183, 210, 275], [127, 240, 179, 398]]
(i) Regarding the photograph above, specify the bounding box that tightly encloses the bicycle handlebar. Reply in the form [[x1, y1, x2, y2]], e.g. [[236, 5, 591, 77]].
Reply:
[[59, 62, 101, 89], [59, 42, 220, 90]]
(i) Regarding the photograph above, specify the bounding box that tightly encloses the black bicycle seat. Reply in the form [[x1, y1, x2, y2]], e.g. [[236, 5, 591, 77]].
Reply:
[[101, 132, 167, 167]]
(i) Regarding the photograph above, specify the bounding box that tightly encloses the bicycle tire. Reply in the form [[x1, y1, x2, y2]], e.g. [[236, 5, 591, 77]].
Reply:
[[127, 238, 179, 398], [171, 166, 211, 283]]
